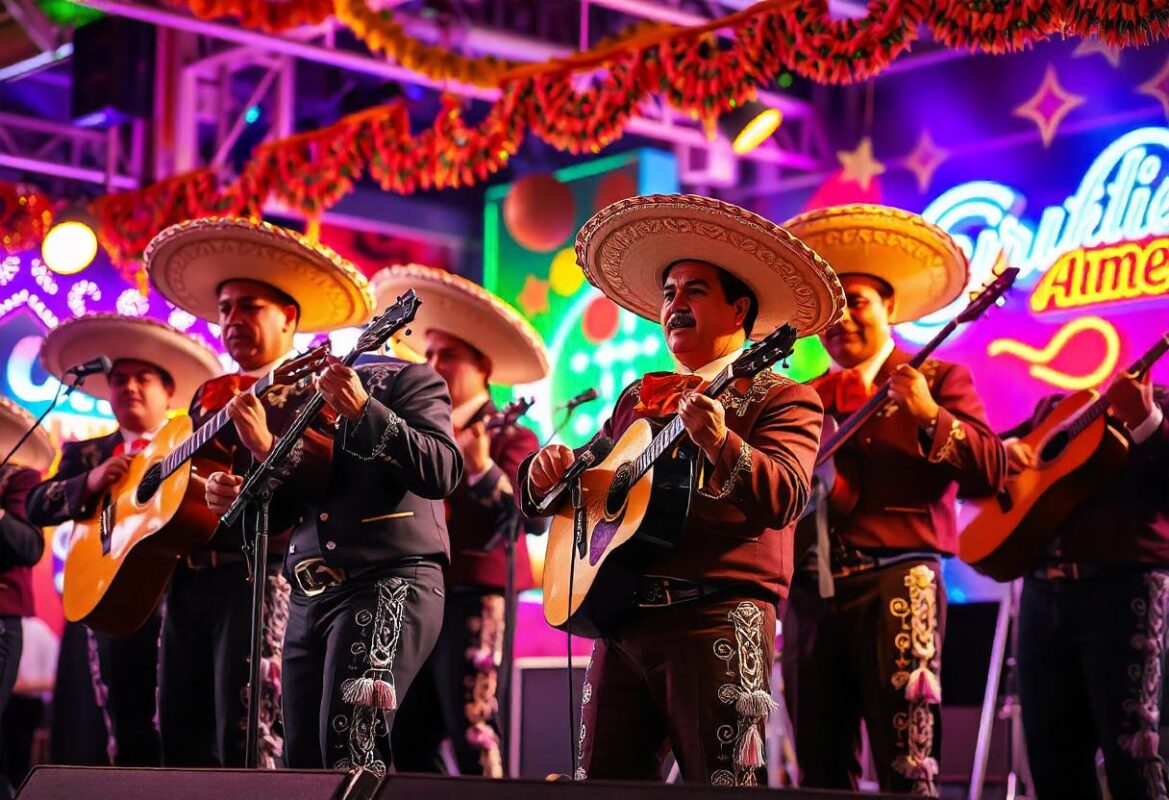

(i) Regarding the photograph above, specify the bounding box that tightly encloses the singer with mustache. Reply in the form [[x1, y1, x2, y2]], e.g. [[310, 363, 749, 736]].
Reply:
[[28, 315, 223, 768], [376, 266, 547, 777], [517, 196, 843, 785], [780, 205, 1005, 797]]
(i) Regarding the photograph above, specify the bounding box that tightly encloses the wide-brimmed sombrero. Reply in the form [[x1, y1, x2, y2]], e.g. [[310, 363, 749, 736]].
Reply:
[[0, 396, 54, 472], [577, 194, 844, 340], [145, 217, 375, 333], [40, 314, 223, 403], [783, 204, 969, 324], [371, 265, 549, 386]]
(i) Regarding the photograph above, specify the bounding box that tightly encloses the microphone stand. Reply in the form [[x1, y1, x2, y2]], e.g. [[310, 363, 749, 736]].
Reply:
[[1, 371, 87, 469]]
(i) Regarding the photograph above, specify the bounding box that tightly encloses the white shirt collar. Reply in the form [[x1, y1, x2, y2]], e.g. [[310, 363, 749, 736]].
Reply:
[[451, 391, 491, 431], [120, 420, 166, 443], [240, 349, 296, 379], [675, 350, 742, 383], [829, 336, 895, 389]]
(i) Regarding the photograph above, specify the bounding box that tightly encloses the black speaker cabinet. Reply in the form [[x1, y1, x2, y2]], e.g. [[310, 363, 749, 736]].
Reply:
[[71, 17, 155, 127], [15, 766, 348, 800]]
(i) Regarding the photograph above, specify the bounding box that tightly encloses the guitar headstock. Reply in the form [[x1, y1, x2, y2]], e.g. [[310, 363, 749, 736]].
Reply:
[[731, 323, 800, 379], [355, 289, 422, 355], [485, 396, 535, 433], [272, 343, 331, 387], [956, 258, 1019, 324]]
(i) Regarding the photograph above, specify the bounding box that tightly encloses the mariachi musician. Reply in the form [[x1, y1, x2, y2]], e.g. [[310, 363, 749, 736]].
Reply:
[[519, 194, 843, 785], [1003, 374, 1169, 799], [0, 397, 52, 797], [780, 204, 1006, 797], [28, 315, 223, 768], [377, 265, 547, 777], [149, 218, 463, 773]]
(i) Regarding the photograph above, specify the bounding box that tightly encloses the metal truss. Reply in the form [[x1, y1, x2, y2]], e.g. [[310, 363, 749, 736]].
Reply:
[[0, 111, 142, 190]]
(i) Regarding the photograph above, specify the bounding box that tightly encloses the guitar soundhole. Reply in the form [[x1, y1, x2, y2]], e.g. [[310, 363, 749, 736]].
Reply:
[[1040, 430, 1069, 463], [136, 464, 163, 504], [605, 463, 633, 520]]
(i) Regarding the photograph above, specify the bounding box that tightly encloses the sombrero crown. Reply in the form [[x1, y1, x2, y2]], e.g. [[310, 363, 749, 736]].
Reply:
[[371, 265, 549, 386], [576, 194, 844, 340], [146, 217, 375, 333]]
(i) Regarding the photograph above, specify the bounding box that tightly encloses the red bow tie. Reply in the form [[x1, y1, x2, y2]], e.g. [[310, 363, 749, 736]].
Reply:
[[635, 373, 707, 418], [113, 437, 150, 456], [815, 368, 874, 414], [199, 374, 258, 413]]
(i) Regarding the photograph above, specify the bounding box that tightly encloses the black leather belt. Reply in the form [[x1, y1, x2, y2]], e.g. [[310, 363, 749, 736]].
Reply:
[[635, 576, 742, 608], [292, 558, 348, 597], [804, 549, 939, 580]]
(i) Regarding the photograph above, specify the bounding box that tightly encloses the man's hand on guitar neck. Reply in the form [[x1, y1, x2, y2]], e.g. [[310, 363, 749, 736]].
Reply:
[[84, 454, 134, 497], [528, 445, 574, 501], [1106, 371, 1159, 433], [226, 393, 274, 461]]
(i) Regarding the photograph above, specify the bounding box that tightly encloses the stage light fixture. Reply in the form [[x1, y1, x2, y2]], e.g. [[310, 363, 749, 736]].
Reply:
[[719, 100, 782, 155], [42, 206, 99, 275]]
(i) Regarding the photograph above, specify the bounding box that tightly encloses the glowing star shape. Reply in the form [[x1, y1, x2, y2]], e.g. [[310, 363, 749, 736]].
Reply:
[[836, 137, 886, 190], [1138, 57, 1169, 120], [1072, 38, 1121, 68], [1013, 65, 1085, 147], [517, 274, 550, 317], [903, 130, 950, 193]]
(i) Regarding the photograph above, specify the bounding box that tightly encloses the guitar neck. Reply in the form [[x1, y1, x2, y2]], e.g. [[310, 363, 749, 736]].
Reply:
[[816, 320, 958, 466], [160, 371, 273, 479], [1068, 331, 1169, 437]]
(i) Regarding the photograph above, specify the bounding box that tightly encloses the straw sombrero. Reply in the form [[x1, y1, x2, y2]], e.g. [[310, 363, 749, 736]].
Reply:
[[783, 204, 969, 324], [371, 265, 549, 386], [40, 314, 224, 403], [145, 217, 375, 333], [0, 397, 54, 472], [577, 194, 844, 340]]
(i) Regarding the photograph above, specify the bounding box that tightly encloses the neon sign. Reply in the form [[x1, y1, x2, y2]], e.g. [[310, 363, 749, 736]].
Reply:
[[907, 126, 1169, 342]]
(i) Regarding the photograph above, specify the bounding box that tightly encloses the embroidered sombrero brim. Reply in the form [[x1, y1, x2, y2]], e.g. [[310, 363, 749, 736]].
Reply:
[[577, 194, 845, 340], [145, 217, 375, 333], [371, 265, 549, 386], [0, 396, 54, 472], [782, 204, 969, 324], [40, 314, 224, 403]]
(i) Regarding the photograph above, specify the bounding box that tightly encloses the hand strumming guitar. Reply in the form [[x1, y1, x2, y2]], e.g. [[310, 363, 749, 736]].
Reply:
[[1105, 370, 1155, 430], [1005, 440, 1036, 475], [457, 421, 492, 476], [84, 454, 135, 497], [528, 444, 574, 501], [677, 392, 728, 463]]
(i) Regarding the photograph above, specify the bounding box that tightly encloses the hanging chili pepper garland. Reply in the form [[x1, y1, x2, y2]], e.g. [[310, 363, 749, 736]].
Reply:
[[0, 183, 53, 256], [81, 0, 1166, 270]]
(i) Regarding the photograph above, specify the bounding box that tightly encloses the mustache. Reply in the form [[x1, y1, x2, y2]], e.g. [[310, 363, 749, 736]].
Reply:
[[667, 312, 696, 330]]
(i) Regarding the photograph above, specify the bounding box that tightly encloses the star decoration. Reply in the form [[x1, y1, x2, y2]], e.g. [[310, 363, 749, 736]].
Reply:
[[1073, 37, 1121, 68], [1014, 65, 1086, 147], [1138, 57, 1169, 120], [836, 137, 886, 191], [902, 130, 950, 193], [518, 274, 550, 316]]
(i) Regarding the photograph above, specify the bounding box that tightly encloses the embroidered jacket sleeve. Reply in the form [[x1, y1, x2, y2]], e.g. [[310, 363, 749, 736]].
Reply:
[[1128, 386, 1169, 466], [0, 467, 45, 570], [339, 362, 463, 499], [27, 440, 102, 526], [698, 379, 823, 529], [920, 363, 1006, 497]]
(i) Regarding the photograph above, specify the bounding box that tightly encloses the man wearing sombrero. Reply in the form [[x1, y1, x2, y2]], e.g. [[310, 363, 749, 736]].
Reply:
[[149, 218, 462, 774], [520, 194, 842, 785], [779, 204, 1006, 796], [27, 314, 222, 769], [0, 398, 51, 795], [374, 265, 546, 777]]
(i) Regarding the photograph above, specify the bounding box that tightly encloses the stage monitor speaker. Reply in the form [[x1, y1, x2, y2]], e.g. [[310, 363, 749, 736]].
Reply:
[[15, 766, 349, 800], [378, 774, 905, 799], [509, 657, 587, 779], [70, 17, 155, 127]]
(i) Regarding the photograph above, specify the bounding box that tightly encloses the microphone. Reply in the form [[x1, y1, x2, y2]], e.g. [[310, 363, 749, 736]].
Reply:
[[66, 355, 113, 378], [558, 387, 599, 412]]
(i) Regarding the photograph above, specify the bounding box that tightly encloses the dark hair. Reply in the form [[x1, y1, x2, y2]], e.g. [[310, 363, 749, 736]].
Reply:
[[215, 280, 301, 320], [662, 261, 759, 336]]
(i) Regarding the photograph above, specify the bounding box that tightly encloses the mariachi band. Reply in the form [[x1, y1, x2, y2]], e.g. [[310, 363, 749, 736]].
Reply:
[[0, 194, 1165, 800]]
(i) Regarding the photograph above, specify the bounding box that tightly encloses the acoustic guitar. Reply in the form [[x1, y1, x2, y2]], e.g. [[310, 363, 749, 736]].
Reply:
[[960, 331, 1169, 581], [540, 323, 799, 637], [63, 345, 330, 636]]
